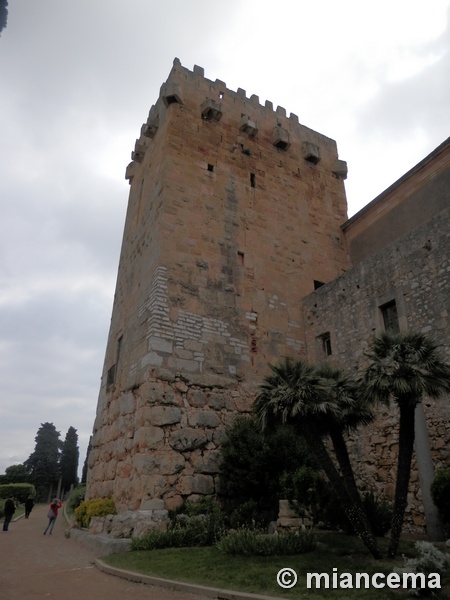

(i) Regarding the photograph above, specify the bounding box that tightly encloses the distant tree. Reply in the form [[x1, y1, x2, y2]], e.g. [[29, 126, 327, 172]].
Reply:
[[0, 0, 8, 36], [81, 436, 92, 484], [2, 464, 30, 484], [24, 423, 62, 500], [60, 427, 79, 492]]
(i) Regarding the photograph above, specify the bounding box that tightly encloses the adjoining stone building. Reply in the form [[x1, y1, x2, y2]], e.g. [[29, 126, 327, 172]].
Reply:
[[86, 58, 449, 534]]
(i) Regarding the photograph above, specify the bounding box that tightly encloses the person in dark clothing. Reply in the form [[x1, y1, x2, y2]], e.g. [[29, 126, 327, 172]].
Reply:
[[24, 496, 35, 519], [3, 498, 15, 531]]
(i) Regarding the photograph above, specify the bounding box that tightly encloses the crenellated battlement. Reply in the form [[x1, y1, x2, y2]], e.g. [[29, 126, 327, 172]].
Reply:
[[127, 58, 347, 182]]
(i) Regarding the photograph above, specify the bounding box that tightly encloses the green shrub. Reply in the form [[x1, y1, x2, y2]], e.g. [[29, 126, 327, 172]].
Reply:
[[74, 497, 116, 528], [133, 496, 225, 551], [227, 499, 264, 529], [394, 541, 450, 593], [431, 469, 450, 533], [219, 417, 315, 525], [0, 483, 36, 504], [216, 528, 317, 556], [361, 490, 392, 537], [131, 520, 209, 550], [66, 485, 86, 515]]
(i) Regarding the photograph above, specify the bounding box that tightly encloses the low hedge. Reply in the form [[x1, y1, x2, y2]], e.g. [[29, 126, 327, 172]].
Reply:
[[0, 483, 35, 503]]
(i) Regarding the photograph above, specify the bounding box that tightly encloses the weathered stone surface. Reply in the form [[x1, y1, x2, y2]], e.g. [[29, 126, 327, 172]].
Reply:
[[187, 390, 207, 407], [190, 449, 221, 474], [169, 427, 208, 451], [147, 406, 182, 426], [187, 409, 221, 428], [133, 426, 164, 449], [119, 392, 135, 415], [177, 474, 214, 496], [135, 451, 185, 475]]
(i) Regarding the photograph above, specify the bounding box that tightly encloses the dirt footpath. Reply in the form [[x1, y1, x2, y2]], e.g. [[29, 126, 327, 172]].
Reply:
[[0, 506, 207, 600]]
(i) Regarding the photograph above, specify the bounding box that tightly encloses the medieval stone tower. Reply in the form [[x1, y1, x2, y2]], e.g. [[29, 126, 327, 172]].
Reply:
[[87, 58, 350, 512]]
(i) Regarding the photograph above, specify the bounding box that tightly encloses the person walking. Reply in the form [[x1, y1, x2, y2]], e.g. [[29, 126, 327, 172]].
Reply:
[[43, 498, 62, 535], [24, 496, 35, 519], [3, 498, 16, 531]]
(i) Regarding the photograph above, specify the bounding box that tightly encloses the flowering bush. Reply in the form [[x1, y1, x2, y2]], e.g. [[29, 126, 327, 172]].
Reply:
[[74, 497, 116, 528]]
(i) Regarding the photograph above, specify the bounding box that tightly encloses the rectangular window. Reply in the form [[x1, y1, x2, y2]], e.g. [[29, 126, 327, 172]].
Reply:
[[319, 332, 332, 356], [250, 173, 256, 188], [106, 364, 116, 388], [207, 163, 214, 172], [380, 300, 399, 333]]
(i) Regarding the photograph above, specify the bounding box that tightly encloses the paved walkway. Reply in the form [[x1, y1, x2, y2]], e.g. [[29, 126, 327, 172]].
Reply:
[[0, 506, 209, 600]]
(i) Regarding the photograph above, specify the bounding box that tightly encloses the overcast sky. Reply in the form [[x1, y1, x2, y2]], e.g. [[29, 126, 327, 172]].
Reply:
[[1, 0, 449, 477]]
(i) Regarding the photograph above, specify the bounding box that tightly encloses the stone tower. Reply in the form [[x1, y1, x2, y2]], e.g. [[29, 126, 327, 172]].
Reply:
[[87, 59, 349, 512]]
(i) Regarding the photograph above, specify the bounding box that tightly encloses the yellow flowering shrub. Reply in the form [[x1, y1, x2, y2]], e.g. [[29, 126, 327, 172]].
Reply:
[[74, 497, 116, 528]]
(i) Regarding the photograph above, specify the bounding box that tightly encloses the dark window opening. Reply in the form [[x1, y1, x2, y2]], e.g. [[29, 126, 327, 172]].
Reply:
[[274, 140, 288, 150], [237, 251, 244, 266], [207, 163, 214, 172], [320, 333, 332, 356], [107, 364, 116, 388], [250, 173, 256, 188], [381, 300, 399, 333], [314, 280, 325, 290], [305, 154, 320, 164], [165, 95, 178, 105], [116, 335, 123, 364]]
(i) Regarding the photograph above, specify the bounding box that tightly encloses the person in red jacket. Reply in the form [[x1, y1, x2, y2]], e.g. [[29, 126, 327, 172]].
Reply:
[[43, 498, 62, 535]]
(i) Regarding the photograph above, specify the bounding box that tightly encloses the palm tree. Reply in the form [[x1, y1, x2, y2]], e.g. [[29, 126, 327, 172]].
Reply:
[[316, 364, 374, 514], [254, 358, 383, 559], [364, 331, 450, 557]]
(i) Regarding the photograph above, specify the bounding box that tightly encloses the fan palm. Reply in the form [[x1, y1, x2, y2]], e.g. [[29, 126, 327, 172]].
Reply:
[[254, 358, 382, 559], [316, 364, 374, 513], [364, 331, 450, 557]]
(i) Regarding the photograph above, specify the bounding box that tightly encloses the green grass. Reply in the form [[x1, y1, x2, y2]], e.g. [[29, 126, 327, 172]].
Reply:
[[103, 533, 450, 599]]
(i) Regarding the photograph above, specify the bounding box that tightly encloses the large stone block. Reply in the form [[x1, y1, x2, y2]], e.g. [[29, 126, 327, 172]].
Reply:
[[177, 474, 214, 496], [147, 406, 182, 426], [187, 409, 221, 428], [169, 427, 208, 451], [119, 392, 136, 415], [134, 425, 164, 449], [135, 451, 185, 476]]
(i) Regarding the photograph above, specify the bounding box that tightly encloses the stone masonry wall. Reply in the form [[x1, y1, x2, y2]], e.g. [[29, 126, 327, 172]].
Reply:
[[87, 59, 350, 511], [302, 207, 450, 532]]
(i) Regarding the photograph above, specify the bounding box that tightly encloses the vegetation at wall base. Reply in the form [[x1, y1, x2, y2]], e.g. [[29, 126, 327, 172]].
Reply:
[[74, 497, 116, 528], [105, 532, 450, 599], [219, 416, 317, 527], [216, 527, 316, 556]]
